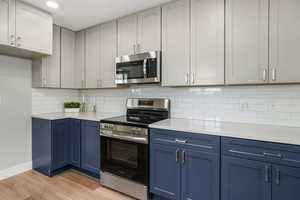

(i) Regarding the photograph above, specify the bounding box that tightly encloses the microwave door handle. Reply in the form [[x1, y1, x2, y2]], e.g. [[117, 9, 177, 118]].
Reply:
[[143, 59, 147, 78]]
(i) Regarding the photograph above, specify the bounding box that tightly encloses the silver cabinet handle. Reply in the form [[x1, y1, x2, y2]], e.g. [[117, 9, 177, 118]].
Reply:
[[263, 152, 282, 159], [176, 149, 180, 162], [185, 73, 189, 85], [272, 68, 276, 81], [143, 59, 147, 78], [265, 165, 270, 183], [182, 151, 186, 164], [275, 168, 280, 185], [175, 139, 187, 144], [137, 43, 140, 54], [10, 34, 15, 46], [133, 44, 136, 55], [263, 69, 267, 82], [191, 72, 195, 85]]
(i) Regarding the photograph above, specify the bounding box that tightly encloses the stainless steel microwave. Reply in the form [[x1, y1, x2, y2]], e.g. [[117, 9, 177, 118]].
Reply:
[[115, 51, 161, 84]]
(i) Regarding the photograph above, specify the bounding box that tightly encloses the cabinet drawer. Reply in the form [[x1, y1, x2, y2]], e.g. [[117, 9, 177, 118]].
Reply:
[[150, 128, 220, 154], [222, 137, 300, 167]]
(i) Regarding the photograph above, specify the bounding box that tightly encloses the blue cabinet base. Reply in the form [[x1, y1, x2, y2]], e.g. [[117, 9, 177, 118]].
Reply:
[[33, 165, 100, 179]]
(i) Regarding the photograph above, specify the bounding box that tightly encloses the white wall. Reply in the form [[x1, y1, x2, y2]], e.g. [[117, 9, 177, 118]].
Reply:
[[0, 56, 32, 174], [81, 84, 300, 127]]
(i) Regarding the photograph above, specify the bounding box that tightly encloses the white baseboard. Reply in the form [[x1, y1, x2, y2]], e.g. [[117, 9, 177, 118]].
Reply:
[[0, 161, 32, 180]]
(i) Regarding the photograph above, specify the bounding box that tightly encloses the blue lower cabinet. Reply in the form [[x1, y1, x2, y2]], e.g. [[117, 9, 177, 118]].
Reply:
[[222, 156, 271, 200], [150, 143, 181, 200], [51, 119, 70, 171], [182, 149, 219, 200], [69, 119, 81, 167], [32, 118, 52, 176], [150, 128, 220, 200], [272, 165, 300, 200], [81, 120, 100, 175]]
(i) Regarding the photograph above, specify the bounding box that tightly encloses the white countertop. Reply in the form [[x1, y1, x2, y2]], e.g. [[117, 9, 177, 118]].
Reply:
[[150, 118, 300, 146], [32, 112, 120, 122]]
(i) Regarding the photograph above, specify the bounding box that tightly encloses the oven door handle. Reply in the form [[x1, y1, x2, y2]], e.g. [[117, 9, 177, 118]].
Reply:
[[100, 131, 148, 144]]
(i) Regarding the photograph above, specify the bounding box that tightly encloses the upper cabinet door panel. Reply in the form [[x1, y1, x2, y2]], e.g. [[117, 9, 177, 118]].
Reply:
[[0, 0, 10, 45], [74, 31, 85, 89], [137, 7, 161, 53], [270, 0, 300, 83], [15, 1, 53, 55], [162, 0, 190, 86], [61, 28, 75, 89], [99, 21, 117, 88], [191, 0, 224, 85], [45, 25, 61, 88], [225, 0, 269, 84], [85, 26, 101, 89], [117, 14, 137, 56]]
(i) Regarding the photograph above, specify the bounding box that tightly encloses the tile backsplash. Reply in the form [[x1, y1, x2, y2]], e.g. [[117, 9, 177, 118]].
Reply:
[[32, 85, 300, 127], [32, 89, 80, 114], [80, 85, 300, 127]]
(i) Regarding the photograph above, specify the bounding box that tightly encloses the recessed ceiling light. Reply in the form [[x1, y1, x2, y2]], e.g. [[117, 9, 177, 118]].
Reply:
[[46, 1, 59, 9]]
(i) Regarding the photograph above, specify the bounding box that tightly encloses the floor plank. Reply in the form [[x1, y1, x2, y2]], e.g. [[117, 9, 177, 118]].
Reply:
[[0, 170, 134, 200]]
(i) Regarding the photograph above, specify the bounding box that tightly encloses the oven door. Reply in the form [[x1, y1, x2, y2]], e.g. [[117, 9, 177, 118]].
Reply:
[[100, 136, 148, 185], [115, 51, 160, 84]]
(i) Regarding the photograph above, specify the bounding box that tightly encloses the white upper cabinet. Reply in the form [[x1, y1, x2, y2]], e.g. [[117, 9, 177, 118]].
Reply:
[[191, 0, 224, 85], [32, 25, 61, 88], [225, 0, 269, 84], [162, 0, 190, 86], [0, 0, 13, 46], [61, 28, 76, 88], [15, 1, 53, 55], [117, 15, 138, 56], [137, 7, 161, 53], [74, 31, 86, 89], [118, 7, 161, 56], [99, 20, 117, 88], [269, 0, 300, 83], [85, 25, 101, 89]]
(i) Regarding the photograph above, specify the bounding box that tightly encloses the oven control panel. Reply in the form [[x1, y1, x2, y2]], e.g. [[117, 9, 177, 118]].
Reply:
[[100, 123, 148, 144]]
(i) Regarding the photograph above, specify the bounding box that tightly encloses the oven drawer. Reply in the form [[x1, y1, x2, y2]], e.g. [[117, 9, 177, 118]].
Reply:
[[222, 137, 300, 167], [150, 128, 220, 153]]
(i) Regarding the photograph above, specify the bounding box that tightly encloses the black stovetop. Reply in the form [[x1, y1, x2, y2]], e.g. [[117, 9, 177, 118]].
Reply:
[[101, 109, 169, 128]]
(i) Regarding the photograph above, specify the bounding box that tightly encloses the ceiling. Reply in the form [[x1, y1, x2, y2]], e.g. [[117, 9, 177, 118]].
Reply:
[[22, 0, 174, 31]]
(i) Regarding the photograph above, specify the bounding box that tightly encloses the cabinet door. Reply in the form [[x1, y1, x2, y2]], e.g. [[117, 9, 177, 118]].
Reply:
[[99, 21, 117, 88], [69, 119, 81, 168], [222, 156, 271, 200], [269, 0, 300, 83], [191, 0, 224, 85], [15, 1, 53, 54], [81, 120, 100, 174], [225, 0, 269, 84], [61, 28, 75, 88], [181, 149, 219, 200], [162, 0, 190, 86], [272, 165, 300, 200], [51, 119, 69, 171], [0, 0, 11, 45], [85, 26, 100, 89], [74, 31, 86, 89], [137, 7, 161, 53], [45, 25, 61, 88], [117, 14, 137, 56], [150, 143, 181, 200]]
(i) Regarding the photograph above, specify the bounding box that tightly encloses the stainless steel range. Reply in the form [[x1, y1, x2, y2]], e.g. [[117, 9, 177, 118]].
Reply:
[[100, 98, 170, 200]]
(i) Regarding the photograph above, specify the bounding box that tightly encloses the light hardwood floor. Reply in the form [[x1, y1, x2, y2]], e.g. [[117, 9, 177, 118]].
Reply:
[[0, 170, 134, 200]]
